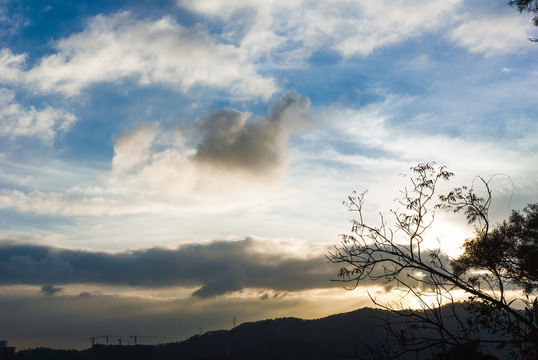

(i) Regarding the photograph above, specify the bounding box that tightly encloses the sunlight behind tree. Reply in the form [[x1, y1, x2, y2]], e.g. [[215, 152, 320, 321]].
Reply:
[[329, 163, 538, 358]]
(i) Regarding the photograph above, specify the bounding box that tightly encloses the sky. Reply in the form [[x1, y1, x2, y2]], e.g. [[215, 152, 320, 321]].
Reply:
[[0, 0, 537, 350]]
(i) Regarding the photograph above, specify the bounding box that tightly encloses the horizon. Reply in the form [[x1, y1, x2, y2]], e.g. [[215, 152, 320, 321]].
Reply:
[[5, 306, 385, 350], [1, 0, 537, 350]]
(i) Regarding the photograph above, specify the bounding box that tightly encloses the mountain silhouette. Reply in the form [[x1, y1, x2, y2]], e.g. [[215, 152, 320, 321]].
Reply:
[[14, 306, 502, 359], [157, 307, 395, 360]]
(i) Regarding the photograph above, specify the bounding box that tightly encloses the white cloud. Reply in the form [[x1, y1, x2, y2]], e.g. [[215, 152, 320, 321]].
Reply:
[[135, 148, 197, 196], [178, 0, 462, 59], [327, 0, 461, 57], [3, 12, 276, 98], [0, 2, 28, 39], [450, 13, 535, 56], [0, 88, 77, 143], [327, 97, 538, 173], [0, 49, 26, 83], [112, 122, 160, 174]]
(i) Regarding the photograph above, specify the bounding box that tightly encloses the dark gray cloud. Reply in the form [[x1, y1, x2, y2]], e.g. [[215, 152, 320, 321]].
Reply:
[[0, 238, 338, 297], [40, 284, 62, 296], [192, 262, 247, 298], [192, 92, 310, 173]]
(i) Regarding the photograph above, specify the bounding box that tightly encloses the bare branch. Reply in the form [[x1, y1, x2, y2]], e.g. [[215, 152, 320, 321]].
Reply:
[[329, 163, 538, 358]]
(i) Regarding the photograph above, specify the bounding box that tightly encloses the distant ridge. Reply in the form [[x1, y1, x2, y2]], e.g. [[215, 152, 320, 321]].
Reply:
[[15, 306, 502, 359], [155, 307, 406, 360]]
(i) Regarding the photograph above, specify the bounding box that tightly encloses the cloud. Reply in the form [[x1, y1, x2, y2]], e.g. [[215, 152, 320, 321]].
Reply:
[[0, 49, 26, 83], [0, 93, 311, 217], [40, 284, 62, 296], [113, 92, 311, 199], [112, 122, 160, 174], [178, 0, 462, 59], [0, 237, 339, 297], [0, 2, 28, 40], [193, 92, 310, 173], [0, 190, 146, 217], [2, 12, 276, 98], [0, 88, 77, 143], [118, 92, 310, 178], [450, 13, 535, 56], [192, 262, 247, 298], [323, 99, 538, 184], [327, 0, 461, 57]]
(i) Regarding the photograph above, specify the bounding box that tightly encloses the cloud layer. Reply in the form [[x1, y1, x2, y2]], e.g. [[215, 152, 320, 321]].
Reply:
[[0, 284, 371, 350], [0, 238, 337, 297], [178, 0, 463, 58]]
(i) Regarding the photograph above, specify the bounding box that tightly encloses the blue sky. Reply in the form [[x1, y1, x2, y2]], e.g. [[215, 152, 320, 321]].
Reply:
[[0, 0, 537, 349]]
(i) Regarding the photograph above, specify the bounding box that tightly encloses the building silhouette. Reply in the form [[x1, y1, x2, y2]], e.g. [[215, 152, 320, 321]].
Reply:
[[0, 341, 15, 360]]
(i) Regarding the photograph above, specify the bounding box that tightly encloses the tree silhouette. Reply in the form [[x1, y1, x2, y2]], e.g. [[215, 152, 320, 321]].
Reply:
[[328, 163, 538, 359], [509, 0, 538, 26]]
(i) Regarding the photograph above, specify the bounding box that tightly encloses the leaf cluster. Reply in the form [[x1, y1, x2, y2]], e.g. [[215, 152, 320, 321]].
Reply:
[[453, 204, 538, 294]]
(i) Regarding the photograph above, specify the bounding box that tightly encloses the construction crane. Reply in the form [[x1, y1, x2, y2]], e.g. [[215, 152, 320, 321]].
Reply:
[[90, 335, 106, 346], [90, 334, 118, 346], [103, 334, 120, 345], [129, 334, 155, 345]]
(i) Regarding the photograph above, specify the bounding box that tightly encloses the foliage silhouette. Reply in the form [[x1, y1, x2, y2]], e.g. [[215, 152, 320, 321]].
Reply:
[[509, 0, 538, 26], [329, 163, 538, 359]]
